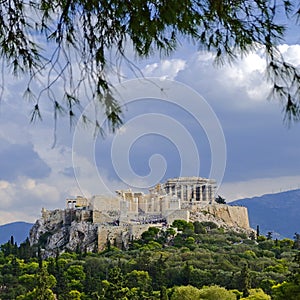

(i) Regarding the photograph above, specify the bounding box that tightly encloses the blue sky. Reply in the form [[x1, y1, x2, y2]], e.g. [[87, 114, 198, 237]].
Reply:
[[0, 18, 300, 224]]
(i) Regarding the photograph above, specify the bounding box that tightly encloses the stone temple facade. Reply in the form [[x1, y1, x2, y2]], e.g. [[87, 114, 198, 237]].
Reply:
[[150, 176, 216, 203]]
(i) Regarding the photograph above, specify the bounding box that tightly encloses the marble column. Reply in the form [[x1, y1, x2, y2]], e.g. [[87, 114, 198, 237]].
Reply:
[[193, 185, 196, 200], [181, 185, 183, 201], [209, 186, 214, 203], [187, 185, 191, 201], [199, 185, 203, 201]]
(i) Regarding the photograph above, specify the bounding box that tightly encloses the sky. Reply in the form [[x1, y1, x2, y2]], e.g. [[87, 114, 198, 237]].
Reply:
[[0, 13, 300, 224]]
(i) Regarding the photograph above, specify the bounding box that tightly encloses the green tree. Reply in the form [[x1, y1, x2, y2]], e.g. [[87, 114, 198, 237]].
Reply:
[[172, 220, 194, 232], [279, 238, 294, 250], [239, 264, 251, 298], [180, 262, 193, 286], [125, 270, 152, 298], [215, 195, 226, 204], [66, 290, 82, 300], [199, 285, 236, 300], [170, 285, 201, 300], [259, 278, 276, 295], [83, 257, 112, 296], [240, 288, 271, 300], [193, 221, 206, 234], [17, 267, 56, 300], [18, 238, 34, 262], [0, 0, 299, 129], [64, 264, 86, 292], [11, 256, 21, 277], [293, 233, 300, 250], [102, 266, 129, 299], [200, 221, 218, 231], [272, 281, 300, 300], [1, 240, 18, 256], [266, 232, 273, 240], [160, 286, 169, 300], [18, 274, 36, 292], [141, 227, 160, 242]]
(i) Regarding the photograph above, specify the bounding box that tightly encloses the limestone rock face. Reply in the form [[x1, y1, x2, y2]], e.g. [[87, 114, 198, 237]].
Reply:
[[29, 218, 47, 246], [205, 205, 250, 228], [67, 221, 98, 252], [189, 204, 253, 235], [29, 209, 97, 257]]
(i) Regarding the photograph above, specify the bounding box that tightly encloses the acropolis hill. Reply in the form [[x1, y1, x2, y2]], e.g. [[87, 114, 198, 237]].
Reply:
[[29, 177, 252, 256]]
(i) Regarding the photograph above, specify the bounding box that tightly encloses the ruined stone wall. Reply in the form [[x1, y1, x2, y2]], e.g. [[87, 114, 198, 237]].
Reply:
[[128, 224, 162, 239], [97, 225, 128, 251], [74, 196, 88, 208], [92, 195, 120, 211], [93, 210, 117, 224], [165, 209, 189, 224], [97, 223, 163, 251], [75, 210, 92, 222]]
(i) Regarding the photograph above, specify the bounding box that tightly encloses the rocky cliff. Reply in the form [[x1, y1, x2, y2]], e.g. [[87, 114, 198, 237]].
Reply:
[[29, 209, 98, 257], [29, 204, 253, 257], [189, 204, 252, 235]]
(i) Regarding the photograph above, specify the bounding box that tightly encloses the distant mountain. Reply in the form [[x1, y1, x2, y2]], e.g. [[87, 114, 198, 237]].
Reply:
[[0, 222, 33, 245], [230, 189, 300, 239]]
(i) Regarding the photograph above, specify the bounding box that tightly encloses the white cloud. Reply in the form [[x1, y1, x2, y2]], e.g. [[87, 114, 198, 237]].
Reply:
[[0, 176, 61, 224], [220, 52, 269, 102], [0, 211, 36, 225], [175, 49, 273, 111], [0, 180, 9, 189], [279, 44, 300, 66], [143, 59, 186, 79]]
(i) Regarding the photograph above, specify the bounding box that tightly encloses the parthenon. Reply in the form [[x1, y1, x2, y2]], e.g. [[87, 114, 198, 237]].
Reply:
[[150, 176, 216, 203]]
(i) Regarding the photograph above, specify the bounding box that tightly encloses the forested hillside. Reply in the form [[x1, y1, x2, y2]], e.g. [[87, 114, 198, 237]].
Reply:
[[1, 220, 300, 299]]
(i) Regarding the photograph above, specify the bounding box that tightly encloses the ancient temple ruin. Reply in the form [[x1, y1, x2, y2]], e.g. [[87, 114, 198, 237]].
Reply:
[[35, 176, 250, 253], [64, 176, 216, 225], [150, 176, 216, 202]]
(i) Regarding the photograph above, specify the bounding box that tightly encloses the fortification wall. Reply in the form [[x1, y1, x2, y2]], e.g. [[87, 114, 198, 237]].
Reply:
[[93, 210, 117, 224], [97, 223, 163, 251], [75, 210, 92, 222], [92, 195, 120, 211], [97, 225, 129, 251], [128, 223, 162, 239], [165, 209, 189, 224]]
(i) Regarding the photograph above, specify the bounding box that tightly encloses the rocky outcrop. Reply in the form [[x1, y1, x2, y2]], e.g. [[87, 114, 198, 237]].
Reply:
[[29, 209, 97, 257], [203, 204, 249, 228], [30, 204, 253, 257], [189, 204, 253, 235]]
